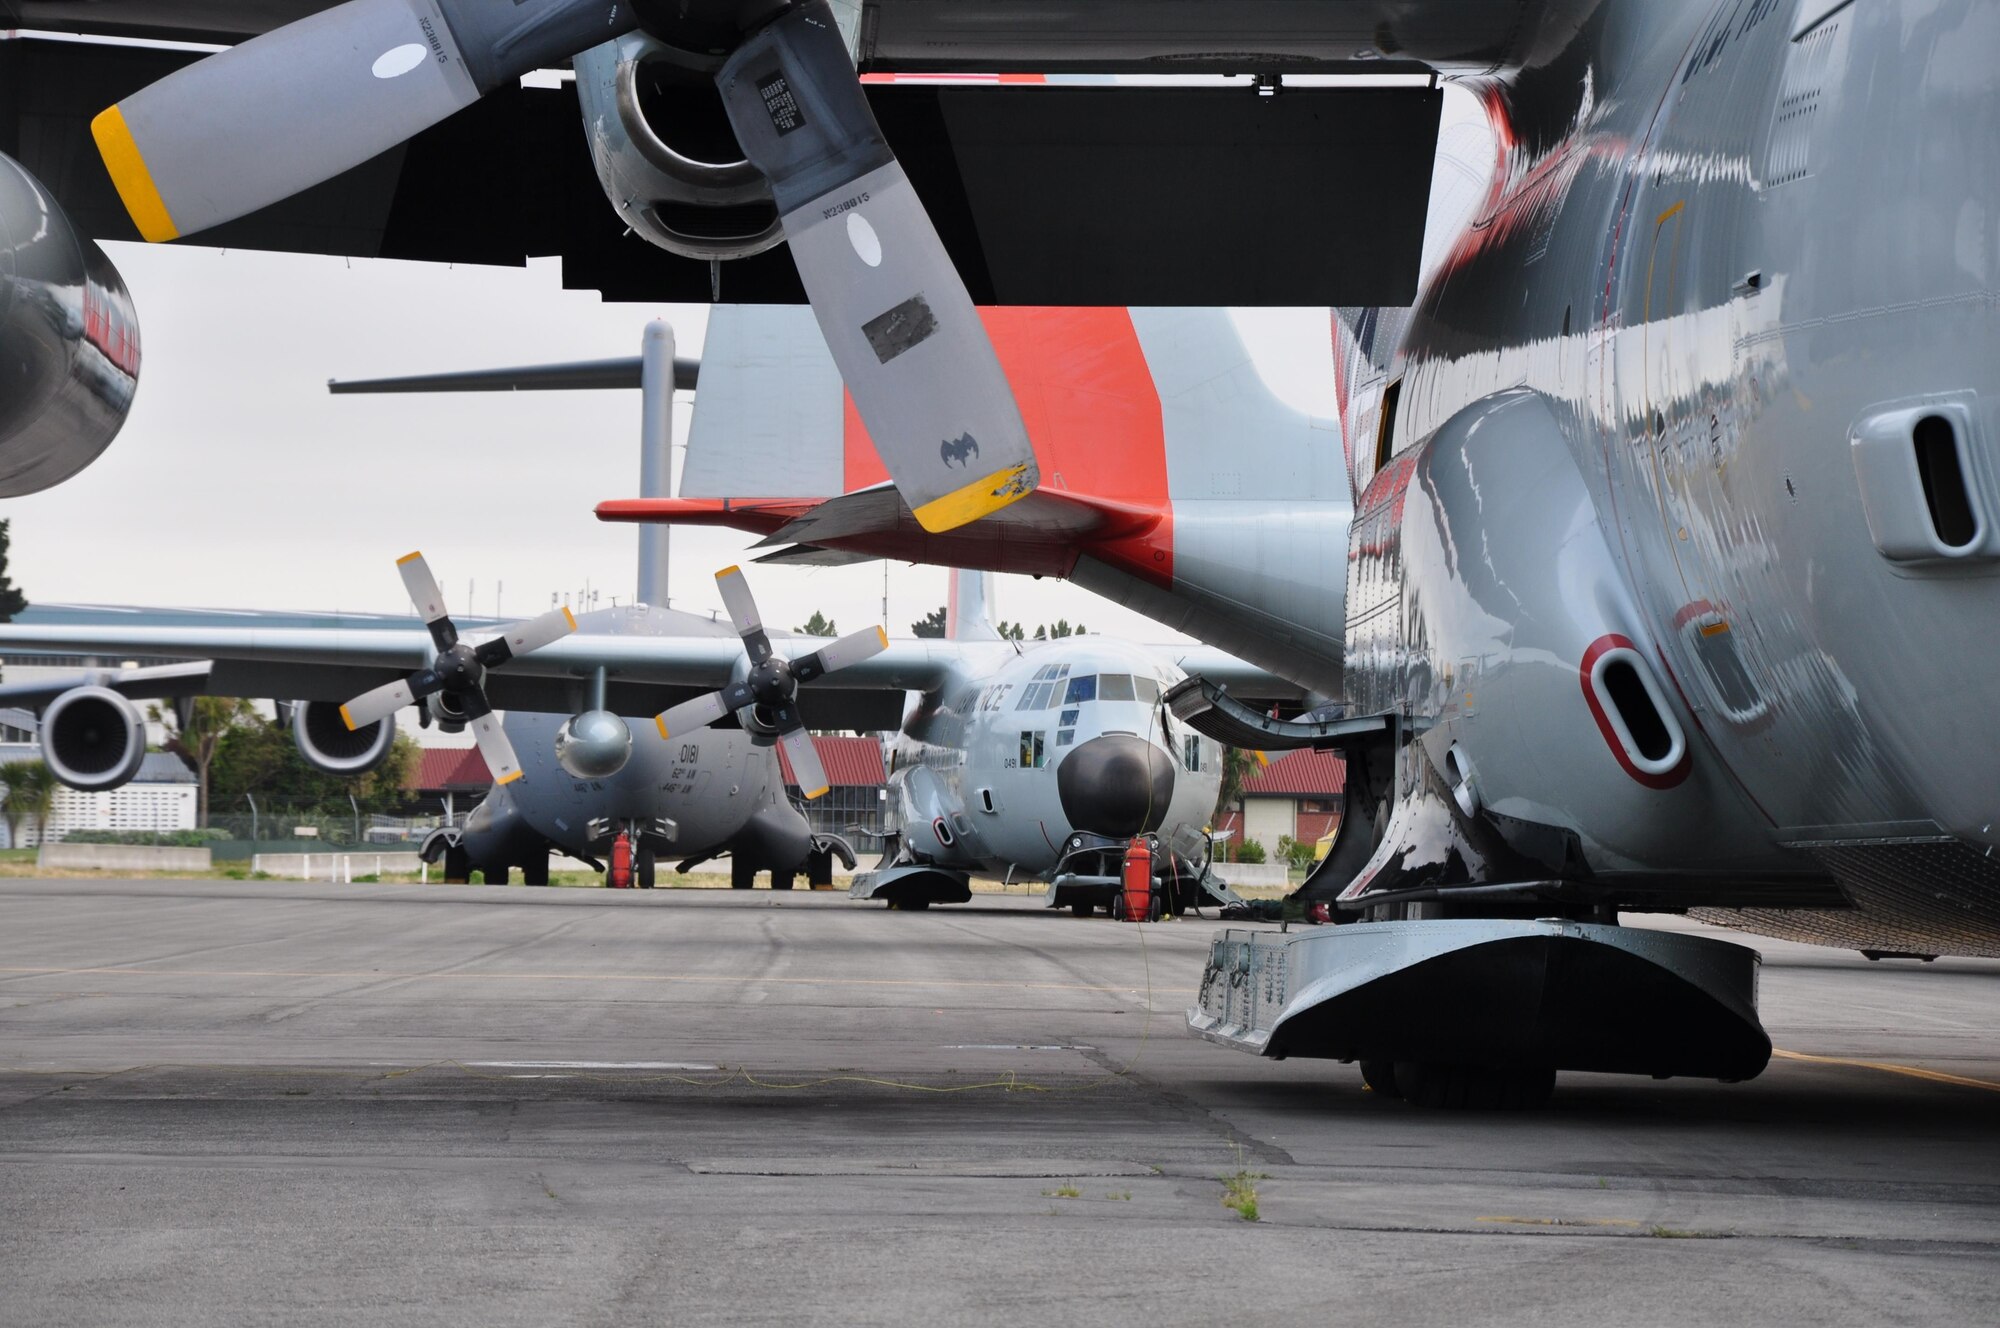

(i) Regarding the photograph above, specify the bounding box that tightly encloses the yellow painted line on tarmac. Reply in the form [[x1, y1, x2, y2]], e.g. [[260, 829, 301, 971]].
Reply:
[[1772, 1048, 2000, 1094], [0, 964, 1194, 998]]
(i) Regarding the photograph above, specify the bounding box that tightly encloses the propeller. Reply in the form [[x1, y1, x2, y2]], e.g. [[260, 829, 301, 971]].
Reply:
[[92, 0, 1038, 532], [653, 565, 887, 799], [339, 551, 577, 785]]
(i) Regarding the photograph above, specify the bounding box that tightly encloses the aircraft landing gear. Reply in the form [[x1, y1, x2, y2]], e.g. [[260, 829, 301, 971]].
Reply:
[[1386, 1062, 1556, 1110], [443, 844, 471, 884], [1070, 902, 1096, 917], [522, 855, 549, 886], [731, 856, 756, 890], [636, 846, 656, 889], [771, 872, 796, 891]]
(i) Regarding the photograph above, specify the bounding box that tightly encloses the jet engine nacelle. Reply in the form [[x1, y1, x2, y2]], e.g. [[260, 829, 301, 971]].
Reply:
[[40, 686, 146, 792], [573, 33, 783, 263], [292, 700, 396, 777], [0, 154, 142, 497]]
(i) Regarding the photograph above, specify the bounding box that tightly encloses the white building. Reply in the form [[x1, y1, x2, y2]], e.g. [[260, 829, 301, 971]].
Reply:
[[0, 742, 197, 847]]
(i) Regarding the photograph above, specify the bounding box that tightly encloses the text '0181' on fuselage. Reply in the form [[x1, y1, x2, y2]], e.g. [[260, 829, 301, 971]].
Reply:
[[1333, 0, 2000, 953]]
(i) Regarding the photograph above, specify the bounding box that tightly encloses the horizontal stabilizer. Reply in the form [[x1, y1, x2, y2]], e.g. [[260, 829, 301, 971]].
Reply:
[[328, 357, 697, 395], [598, 484, 1160, 583]]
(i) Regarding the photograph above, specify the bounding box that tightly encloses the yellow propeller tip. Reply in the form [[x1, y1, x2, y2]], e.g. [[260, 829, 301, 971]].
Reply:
[[717, 564, 741, 578], [562, 606, 577, 630], [338, 705, 357, 731], [803, 785, 830, 800], [876, 626, 889, 649], [396, 551, 424, 565], [655, 716, 672, 741], [91, 105, 179, 243], [496, 768, 525, 785]]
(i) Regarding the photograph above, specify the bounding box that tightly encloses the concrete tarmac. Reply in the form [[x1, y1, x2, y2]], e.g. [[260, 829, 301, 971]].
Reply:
[[2, 878, 1996, 1327]]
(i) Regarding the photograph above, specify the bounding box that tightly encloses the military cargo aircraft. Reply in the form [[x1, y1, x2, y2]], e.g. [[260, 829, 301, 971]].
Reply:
[[11, 1, 1997, 1106]]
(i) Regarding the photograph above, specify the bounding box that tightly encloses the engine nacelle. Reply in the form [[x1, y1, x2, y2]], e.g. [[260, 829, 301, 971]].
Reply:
[[573, 34, 783, 263], [0, 153, 141, 497], [427, 691, 470, 733], [41, 686, 146, 792], [292, 700, 396, 776]]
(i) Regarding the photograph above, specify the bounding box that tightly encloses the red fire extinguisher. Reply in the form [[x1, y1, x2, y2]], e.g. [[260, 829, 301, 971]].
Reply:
[[609, 829, 633, 889], [1121, 836, 1153, 922]]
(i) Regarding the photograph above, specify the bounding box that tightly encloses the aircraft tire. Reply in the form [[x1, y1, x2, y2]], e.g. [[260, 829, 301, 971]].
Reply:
[[443, 845, 471, 885], [1070, 902, 1095, 917], [485, 865, 510, 886], [521, 857, 549, 887], [1359, 1060, 1400, 1098], [771, 873, 796, 891], [637, 848, 657, 889], [730, 857, 755, 890], [1391, 1062, 1555, 1110]]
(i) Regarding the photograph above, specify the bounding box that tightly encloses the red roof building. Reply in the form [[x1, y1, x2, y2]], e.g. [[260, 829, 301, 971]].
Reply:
[[1218, 748, 1348, 857], [776, 735, 886, 788]]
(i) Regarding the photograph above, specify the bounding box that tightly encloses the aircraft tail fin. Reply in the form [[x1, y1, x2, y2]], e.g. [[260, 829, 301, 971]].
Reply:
[[681, 304, 1344, 510], [946, 568, 999, 641]]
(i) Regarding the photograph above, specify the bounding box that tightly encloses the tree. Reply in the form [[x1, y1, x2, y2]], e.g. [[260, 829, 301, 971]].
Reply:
[[210, 719, 421, 819], [993, 621, 1028, 641], [0, 519, 26, 621], [1, 760, 57, 848], [1031, 618, 1086, 640], [911, 606, 947, 638], [1214, 746, 1258, 828], [793, 611, 837, 637], [150, 696, 256, 827]]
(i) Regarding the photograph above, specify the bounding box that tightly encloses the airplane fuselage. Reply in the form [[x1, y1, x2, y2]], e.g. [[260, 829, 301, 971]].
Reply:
[[1339, 0, 2000, 946], [888, 636, 1222, 876]]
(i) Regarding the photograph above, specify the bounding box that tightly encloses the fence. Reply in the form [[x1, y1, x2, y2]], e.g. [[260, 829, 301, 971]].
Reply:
[[250, 852, 428, 881]]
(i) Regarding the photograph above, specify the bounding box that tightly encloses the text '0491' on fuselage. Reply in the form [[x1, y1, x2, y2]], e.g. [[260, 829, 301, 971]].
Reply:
[[885, 633, 1222, 880], [1329, 0, 2000, 951]]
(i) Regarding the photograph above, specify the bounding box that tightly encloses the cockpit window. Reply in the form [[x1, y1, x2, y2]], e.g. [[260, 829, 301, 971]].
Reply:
[[1063, 674, 1097, 705], [1098, 674, 1136, 702], [1135, 677, 1161, 704]]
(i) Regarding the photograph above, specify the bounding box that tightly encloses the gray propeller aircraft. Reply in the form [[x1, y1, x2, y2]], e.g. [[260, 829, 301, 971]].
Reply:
[[9, 1, 1996, 1109], [707, 569, 1257, 914], [0, 559, 1291, 901]]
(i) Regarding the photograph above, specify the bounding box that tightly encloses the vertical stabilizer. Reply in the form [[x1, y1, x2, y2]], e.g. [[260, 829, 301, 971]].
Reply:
[[946, 567, 999, 641], [637, 320, 674, 608]]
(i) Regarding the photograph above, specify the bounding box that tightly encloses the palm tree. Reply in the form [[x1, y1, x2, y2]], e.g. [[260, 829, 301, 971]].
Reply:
[[1, 760, 57, 848]]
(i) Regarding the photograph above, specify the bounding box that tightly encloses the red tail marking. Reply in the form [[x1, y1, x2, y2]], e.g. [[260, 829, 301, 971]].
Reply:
[[839, 306, 1174, 584]]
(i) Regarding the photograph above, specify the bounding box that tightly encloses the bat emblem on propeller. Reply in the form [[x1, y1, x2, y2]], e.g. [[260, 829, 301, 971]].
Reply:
[[940, 432, 980, 468]]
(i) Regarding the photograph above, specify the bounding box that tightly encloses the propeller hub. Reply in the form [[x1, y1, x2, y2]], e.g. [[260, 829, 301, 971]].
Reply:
[[748, 655, 793, 706], [433, 643, 483, 692]]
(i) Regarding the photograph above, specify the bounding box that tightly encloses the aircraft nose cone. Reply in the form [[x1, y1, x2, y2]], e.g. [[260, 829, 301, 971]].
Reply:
[[1056, 734, 1176, 837]]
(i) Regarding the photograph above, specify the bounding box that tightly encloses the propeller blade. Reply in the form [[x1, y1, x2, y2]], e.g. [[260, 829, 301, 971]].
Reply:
[[339, 676, 418, 730], [714, 565, 773, 664], [92, 0, 634, 242], [474, 605, 577, 669], [793, 626, 889, 684], [715, 1, 1038, 534], [779, 725, 830, 800], [396, 550, 457, 652], [654, 680, 758, 741], [653, 691, 729, 743], [467, 708, 523, 786]]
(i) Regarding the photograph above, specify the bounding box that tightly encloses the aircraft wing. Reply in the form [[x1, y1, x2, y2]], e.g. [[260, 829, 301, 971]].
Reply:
[[1, 14, 1448, 306], [0, 613, 962, 731]]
